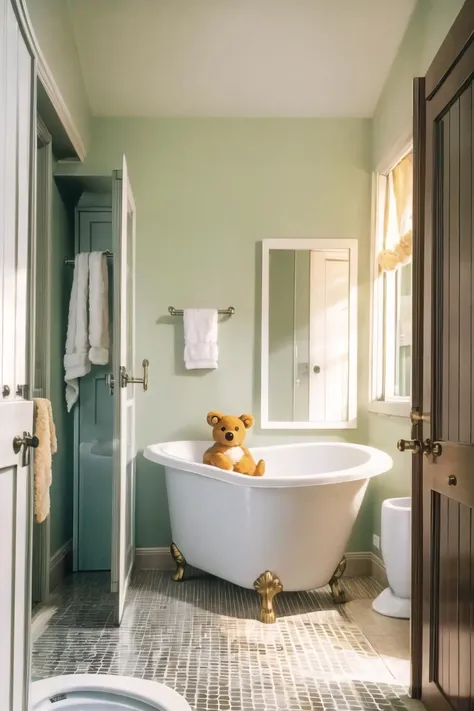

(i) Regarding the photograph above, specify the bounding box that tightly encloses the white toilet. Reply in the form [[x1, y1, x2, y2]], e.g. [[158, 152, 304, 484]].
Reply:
[[372, 497, 411, 619], [31, 675, 191, 711]]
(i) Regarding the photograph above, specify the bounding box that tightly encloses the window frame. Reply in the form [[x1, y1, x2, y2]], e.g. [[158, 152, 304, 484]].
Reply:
[[369, 142, 413, 419]]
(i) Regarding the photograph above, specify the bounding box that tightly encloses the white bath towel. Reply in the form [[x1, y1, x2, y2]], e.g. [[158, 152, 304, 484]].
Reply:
[[89, 251, 110, 365], [64, 253, 91, 411], [33, 398, 57, 523], [183, 309, 218, 370]]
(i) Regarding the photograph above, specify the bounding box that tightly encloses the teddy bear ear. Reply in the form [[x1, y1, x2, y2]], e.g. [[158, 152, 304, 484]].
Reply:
[[239, 413, 254, 429], [207, 411, 224, 426]]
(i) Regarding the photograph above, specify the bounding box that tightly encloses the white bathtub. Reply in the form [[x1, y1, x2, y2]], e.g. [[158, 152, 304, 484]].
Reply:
[[144, 441, 392, 597]]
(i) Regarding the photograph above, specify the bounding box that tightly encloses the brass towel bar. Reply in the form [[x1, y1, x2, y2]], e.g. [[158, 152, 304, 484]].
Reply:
[[64, 250, 113, 266], [168, 306, 235, 316]]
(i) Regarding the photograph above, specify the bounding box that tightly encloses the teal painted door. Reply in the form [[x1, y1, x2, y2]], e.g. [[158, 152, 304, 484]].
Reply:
[[77, 209, 114, 571]]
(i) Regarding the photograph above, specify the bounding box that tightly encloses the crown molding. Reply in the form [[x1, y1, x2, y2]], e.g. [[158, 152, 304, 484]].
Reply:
[[11, 0, 87, 161]]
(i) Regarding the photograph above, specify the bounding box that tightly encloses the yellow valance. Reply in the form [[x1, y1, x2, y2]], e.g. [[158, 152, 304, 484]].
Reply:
[[378, 152, 413, 273]]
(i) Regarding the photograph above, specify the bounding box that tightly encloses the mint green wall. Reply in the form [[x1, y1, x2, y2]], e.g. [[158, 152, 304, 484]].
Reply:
[[58, 117, 373, 551], [26, 0, 90, 152], [49, 180, 75, 556], [369, 0, 463, 548], [372, 0, 464, 168]]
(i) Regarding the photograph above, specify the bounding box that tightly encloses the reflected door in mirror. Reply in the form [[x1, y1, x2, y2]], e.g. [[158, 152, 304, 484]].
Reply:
[[262, 239, 357, 430]]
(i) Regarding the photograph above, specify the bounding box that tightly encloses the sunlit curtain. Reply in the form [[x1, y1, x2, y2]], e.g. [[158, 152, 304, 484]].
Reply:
[[378, 152, 413, 272]]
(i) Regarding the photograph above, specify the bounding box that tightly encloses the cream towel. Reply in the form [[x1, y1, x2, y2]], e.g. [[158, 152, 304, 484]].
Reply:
[[64, 253, 91, 411], [33, 398, 57, 524], [89, 251, 110, 365], [183, 309, 218, 369]]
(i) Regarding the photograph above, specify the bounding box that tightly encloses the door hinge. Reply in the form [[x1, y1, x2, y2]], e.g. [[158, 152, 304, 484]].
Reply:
[[16, 384, 29, 399]]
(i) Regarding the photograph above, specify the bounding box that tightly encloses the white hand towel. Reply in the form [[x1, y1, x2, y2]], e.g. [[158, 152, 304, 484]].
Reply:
[[89, 251, 110, 365], [183, 309, 218, 370], [64, 253, 91, 411]]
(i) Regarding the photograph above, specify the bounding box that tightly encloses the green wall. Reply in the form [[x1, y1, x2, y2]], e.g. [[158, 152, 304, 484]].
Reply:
[[368, 0, 463, 547], [373, 0, 464, 169], [59, 117, 373, 551], [49, 179, 75, 556]]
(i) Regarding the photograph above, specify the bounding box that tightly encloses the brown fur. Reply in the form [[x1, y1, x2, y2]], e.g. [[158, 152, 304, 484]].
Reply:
[[203, 411, 265, 477]]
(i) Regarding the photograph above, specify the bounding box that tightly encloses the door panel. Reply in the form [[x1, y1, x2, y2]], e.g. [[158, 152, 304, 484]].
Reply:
[[415, 6, 474, 708], [111, 156, 136, 624], [77, 209, 113, 572], [0, 2, 35, 710]]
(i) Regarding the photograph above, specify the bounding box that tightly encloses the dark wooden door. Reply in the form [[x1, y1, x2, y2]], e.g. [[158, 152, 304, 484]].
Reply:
[[411, 2, 474, 709]]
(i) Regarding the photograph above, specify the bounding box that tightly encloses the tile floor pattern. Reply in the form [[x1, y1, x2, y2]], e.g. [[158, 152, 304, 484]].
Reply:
[[32, 570, 419, 711]]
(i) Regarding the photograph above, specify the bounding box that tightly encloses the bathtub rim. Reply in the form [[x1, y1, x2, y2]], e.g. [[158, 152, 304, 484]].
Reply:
[[144, 440, 392, 488]]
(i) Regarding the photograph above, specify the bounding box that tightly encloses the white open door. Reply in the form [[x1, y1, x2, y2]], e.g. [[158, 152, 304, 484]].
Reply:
[[0, 0, 36, 708], [111, 156, 137, 624], [309, 250, 350, 422]]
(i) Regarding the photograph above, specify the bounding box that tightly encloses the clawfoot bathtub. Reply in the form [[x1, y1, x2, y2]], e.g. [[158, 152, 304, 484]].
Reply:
[[144, 441, 392, 623]]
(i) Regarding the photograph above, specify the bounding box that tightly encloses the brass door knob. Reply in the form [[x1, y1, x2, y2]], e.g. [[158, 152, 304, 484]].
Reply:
[[120, 359, 149, 392], [13, 431, 39, 467], [397, 439, 421, 454], [422, 439, 443, 457], [13, 432, 39, 455]]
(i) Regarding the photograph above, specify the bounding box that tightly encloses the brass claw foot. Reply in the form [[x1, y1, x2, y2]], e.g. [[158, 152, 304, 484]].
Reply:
[[329, 556, 347, 604], [170, 542, 186, 582], [254, 570, 283, 624]]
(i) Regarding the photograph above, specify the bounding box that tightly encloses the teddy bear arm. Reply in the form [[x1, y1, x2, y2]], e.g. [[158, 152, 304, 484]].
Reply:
[[233, 451, 257, 476], [204, 448, 233, 471]]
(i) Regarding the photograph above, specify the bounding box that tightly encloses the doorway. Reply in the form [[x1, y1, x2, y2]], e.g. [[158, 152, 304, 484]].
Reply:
[[29, 157, 139, 627]]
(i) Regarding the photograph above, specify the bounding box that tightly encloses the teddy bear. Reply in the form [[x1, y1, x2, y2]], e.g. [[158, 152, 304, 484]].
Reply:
[[203, 411, 265, 477]]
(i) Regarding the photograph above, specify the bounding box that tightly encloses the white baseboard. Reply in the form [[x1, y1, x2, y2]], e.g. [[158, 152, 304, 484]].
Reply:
[[49, 538, 72, 592], [344, 551, 372, 577], [134, 547, 387, 582], [370, 552, 388, 587], [135, 547, 175, 571]]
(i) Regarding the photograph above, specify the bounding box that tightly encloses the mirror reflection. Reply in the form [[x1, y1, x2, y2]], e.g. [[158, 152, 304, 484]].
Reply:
[[263, 240, 357, 428]]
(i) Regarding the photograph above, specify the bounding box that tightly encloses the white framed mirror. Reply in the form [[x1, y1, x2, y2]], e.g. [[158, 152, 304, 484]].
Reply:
[[261, 239, 358, 429]]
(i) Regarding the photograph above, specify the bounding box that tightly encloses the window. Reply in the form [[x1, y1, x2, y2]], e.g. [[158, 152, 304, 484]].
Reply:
[[371, 151, 413, 416]]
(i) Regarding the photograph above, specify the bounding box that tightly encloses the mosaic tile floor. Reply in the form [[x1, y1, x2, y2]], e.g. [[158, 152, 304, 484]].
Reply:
[[32, 571, 421, 711]]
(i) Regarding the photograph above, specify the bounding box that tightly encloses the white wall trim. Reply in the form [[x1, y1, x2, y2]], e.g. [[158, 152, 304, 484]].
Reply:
[[50, 538, 72, 568], [368, 400, 411, 418], [49, 539, 73, 592], [344, 551, 372, 577], [370, 552, 388, 588], [135, 547, 175, 571], [134, 547, 386, 581], [375, 130, 413, 175], [12, 0, 87, 161]]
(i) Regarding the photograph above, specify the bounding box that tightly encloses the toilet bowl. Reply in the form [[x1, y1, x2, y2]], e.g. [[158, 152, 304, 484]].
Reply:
[[31, 675, 191, 711], [372, 496, 411, 619]]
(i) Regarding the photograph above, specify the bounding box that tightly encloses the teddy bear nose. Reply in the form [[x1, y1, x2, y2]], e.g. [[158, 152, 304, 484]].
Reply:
[[225, 431, 234, 441]]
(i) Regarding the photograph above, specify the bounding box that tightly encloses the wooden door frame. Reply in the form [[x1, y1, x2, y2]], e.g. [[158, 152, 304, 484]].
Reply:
[[412, 0, 474, 707]]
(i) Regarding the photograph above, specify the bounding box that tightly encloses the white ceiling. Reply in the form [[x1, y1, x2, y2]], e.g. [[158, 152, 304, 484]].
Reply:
[[67, 0, 416, 118]]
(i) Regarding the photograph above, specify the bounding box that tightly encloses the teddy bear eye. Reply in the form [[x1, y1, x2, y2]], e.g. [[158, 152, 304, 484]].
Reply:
[[221, 426, 226, 431], [235, 426, 239, 431]]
